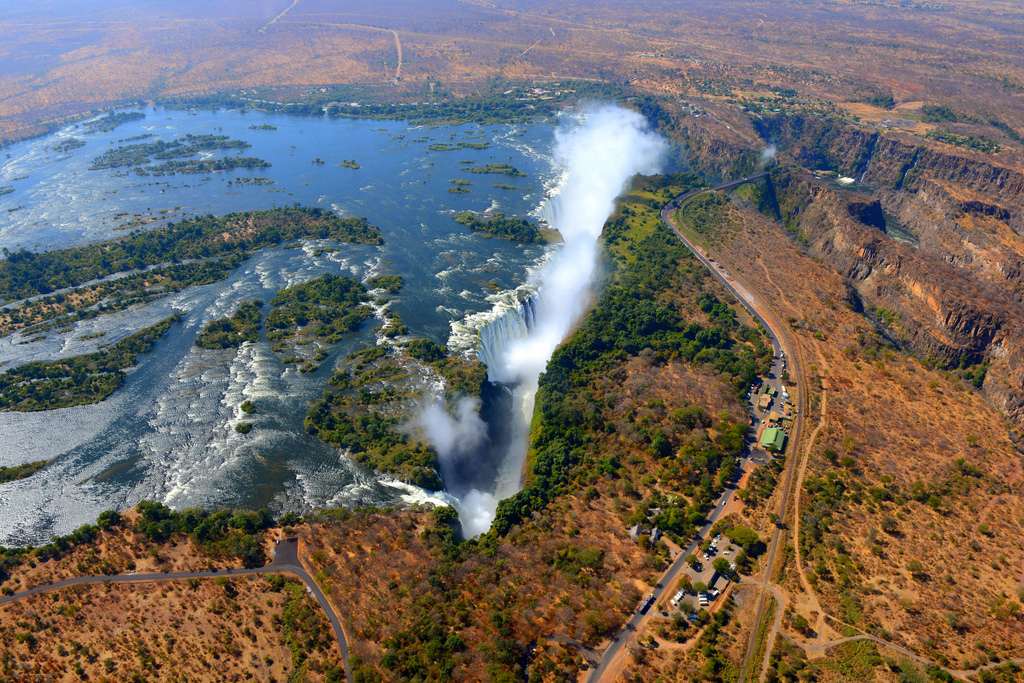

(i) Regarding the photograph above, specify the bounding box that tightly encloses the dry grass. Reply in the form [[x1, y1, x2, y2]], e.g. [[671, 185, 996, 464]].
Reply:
[[0, 574, 340, 682]]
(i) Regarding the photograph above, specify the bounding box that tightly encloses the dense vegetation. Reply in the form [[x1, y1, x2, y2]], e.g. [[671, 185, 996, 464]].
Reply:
[[467, 163, 525, 177], [165, 81, 626, 126], [453, 211, 547, 243], [305, 346, 443, 489], [367, 274, 403, 293], [132, 500, 276, 568], [0, 207, 381, 301], [0, 459, 48, 484], [267, 275, 373, 371], [269, 575, 342, 678], [195, 300, 263, 349], [0, 316, 177, 411], [81, 111, 145, 134], [141, 157, 270, 176], [51, 137, 86, 153], [90, 134, 251, 170], [429, 142, 490, 152], [493, 177, 769, 535], [305, 336, 486, 488], [0, 257, 241, 338]]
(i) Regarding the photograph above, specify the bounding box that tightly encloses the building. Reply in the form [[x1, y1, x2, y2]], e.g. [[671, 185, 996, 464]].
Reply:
[[760, 427, 787, 452]]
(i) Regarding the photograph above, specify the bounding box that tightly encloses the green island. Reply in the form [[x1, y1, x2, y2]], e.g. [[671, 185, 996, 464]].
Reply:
[[0, 257, 242, 338], [0, 206, 381, 301], [227, 176, 273, 186], [267, 275, 373, 372], [304, 340, 486, 489], [0, 459, 49, 484], [195, 300, 263, 349], [404, 337, 486, 397], [380, 311, 409, 338], [453, 210, 553, 243], [51, 138, 86, 153], [81, 111, 145, 134], [448, 179, 471, 194], [429, 141, 490, 152], [90, 134, 251, 170], [0, 316, 178, 412], [248, 123, 277, 131], [467, 163, 525, 177], [141, 157, 269, 176], [339, 159, 360, 169], [306, 346, 440, 488], [367, 274, 403, 293]]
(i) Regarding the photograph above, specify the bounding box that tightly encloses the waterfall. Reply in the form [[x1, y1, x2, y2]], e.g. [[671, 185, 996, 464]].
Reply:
[[433, 105, 667, 536], [477, 294, 537, 382]]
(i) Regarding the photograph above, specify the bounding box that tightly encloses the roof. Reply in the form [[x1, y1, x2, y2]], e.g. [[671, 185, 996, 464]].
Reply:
[[760, 427, 787, 451]]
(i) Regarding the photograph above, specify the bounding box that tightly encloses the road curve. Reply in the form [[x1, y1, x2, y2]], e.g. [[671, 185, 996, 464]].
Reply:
[[587, 173, 784, 683], [0, 538, 352, 682]]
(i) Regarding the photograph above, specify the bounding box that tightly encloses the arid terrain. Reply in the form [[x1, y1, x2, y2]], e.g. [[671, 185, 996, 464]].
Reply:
[[2, 1, 1024, 681], [1, 0, 1023, 148]]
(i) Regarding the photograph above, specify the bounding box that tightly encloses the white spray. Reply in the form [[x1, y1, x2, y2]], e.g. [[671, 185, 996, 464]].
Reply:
[[425, 104, 667, 536]]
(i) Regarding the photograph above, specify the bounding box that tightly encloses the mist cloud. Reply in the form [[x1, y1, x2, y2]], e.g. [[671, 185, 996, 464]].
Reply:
[[493, 104, 667, 386], [416, 396, 487, 460]]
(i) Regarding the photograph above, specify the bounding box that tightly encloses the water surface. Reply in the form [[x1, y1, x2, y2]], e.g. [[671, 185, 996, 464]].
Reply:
[[0, 107, 555, 545]]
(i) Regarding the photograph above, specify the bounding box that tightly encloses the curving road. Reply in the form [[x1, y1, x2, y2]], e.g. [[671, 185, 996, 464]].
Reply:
[[587, 172, 791, 682], [0, 538, 352, 682]]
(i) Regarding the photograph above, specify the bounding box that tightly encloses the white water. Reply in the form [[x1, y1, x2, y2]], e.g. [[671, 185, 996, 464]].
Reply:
[[439, 104, 668, 535]]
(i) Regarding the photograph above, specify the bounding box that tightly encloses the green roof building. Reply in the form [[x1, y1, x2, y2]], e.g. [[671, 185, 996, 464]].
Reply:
[[760, 427, 787, 452]]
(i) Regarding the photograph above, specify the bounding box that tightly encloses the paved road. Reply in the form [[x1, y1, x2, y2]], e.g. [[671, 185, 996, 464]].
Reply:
[[666, 173, 810, 683], [0, 538, 352, 682], [587, 173, 779, 683], [661, 174, 808, 683]]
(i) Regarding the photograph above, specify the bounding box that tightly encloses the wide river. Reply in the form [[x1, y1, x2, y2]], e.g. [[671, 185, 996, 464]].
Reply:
[[0, 106, 556, 545]]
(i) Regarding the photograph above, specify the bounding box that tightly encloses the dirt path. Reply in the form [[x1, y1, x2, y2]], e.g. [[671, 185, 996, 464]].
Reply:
[[258, 0, 299, 34], [390, 29, 402, 81]]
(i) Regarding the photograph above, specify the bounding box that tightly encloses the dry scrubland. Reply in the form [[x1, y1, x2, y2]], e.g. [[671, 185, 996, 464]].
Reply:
[[1, 183, 779, 680], [2, 0, 1024, 150], [1, 576, 340, 682], [2, 0, 1024, 680], [655, 188, 1024, 678]]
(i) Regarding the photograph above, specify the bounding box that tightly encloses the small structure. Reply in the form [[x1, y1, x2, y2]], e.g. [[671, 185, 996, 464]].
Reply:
[[760, 427, 787, 452]]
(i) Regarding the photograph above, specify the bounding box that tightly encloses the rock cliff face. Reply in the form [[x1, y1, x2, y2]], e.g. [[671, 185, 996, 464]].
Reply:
[[755, 114, 1024, 230], [772, 170, 1024, 433], [676, 110, 1024, 431], [880, 178, 1024, 304]]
